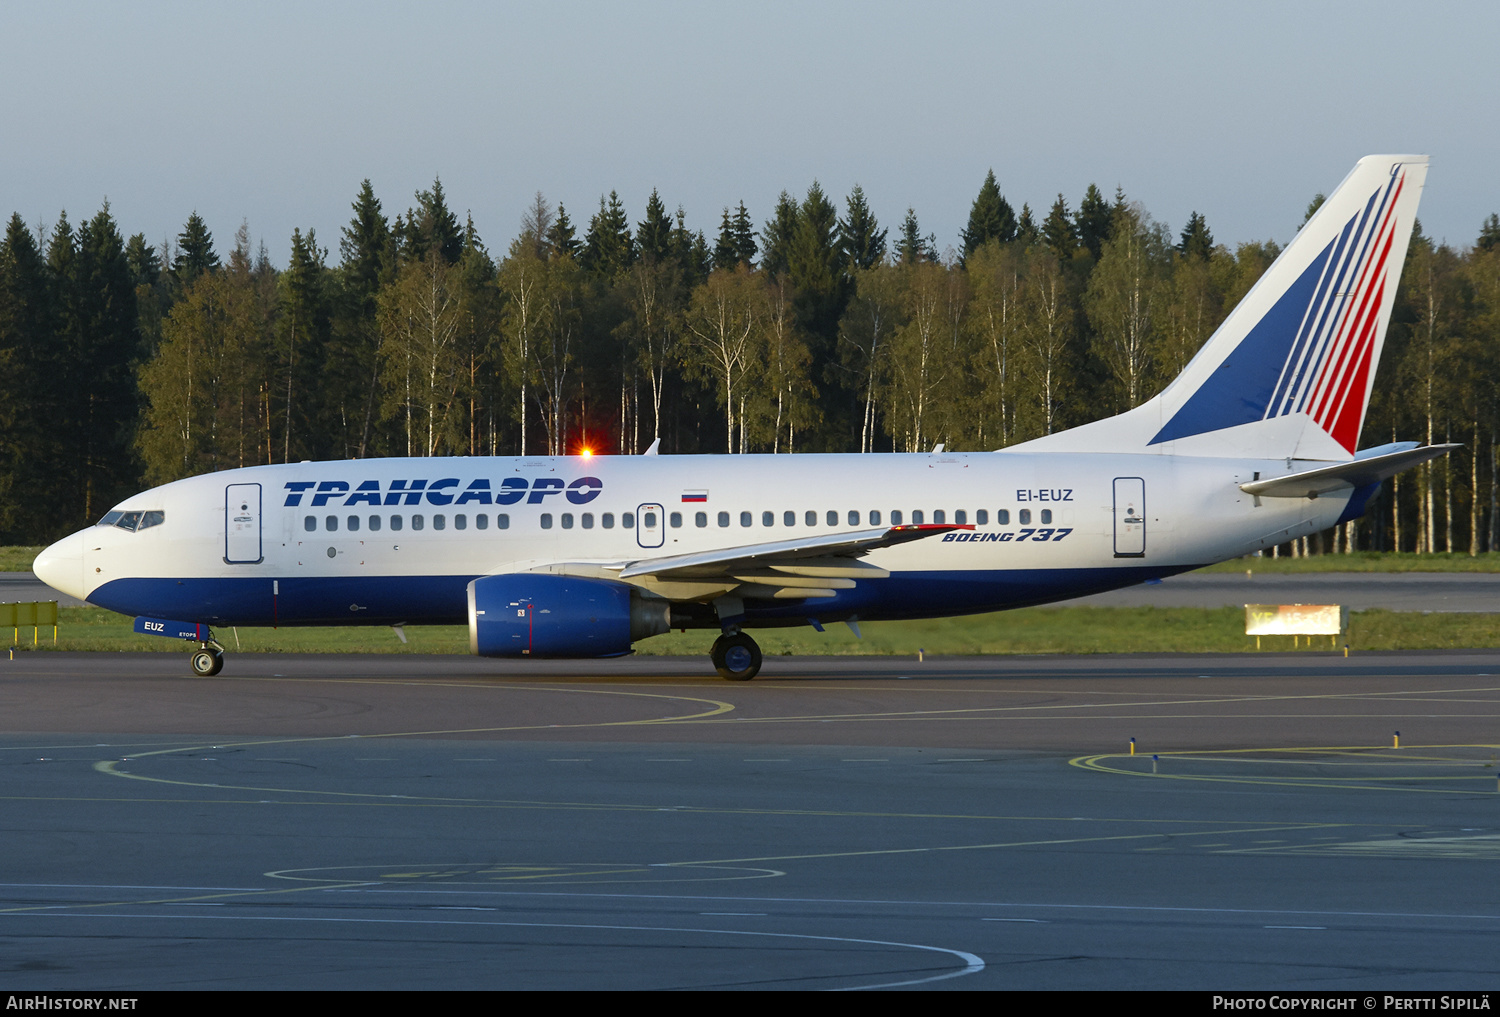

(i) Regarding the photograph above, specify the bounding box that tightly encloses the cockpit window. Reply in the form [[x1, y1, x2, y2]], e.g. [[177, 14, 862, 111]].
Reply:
[[97, 510, 164, 532]]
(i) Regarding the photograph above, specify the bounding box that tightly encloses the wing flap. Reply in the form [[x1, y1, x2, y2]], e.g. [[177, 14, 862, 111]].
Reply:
[[617, 524, 967, 581]]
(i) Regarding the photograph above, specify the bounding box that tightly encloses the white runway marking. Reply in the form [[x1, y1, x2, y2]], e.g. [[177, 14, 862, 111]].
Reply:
[[3, 909, 985, 990]]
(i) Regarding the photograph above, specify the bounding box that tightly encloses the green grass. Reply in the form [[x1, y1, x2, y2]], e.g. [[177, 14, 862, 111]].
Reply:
[[7, 604, 1498, 658], [0, 546, 43, 572]]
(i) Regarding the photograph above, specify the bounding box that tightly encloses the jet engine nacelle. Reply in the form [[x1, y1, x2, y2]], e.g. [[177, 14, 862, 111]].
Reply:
[[466, 573, 670, 658]]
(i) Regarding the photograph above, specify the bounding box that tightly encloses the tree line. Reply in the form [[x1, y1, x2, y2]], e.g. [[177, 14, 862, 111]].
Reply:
[[2, 174, 1498, 553]]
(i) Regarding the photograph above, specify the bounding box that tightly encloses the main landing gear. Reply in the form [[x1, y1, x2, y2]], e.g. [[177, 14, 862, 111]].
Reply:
[[710, 631, 762, 681], [189, 638, 225, 677]]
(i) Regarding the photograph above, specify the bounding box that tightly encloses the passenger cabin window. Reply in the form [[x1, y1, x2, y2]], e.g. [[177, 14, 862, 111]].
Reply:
[[933, 510, 945, 524], [497, 514, 509, 529], [997, 509, 1010, 525], [783, 510, 795, 527], [391, 515, 403, 531], [827, 510, 838, 526], [434, 514, 446, 530], [326, 515, 338, 531], [455, 514, 467, 530], [476, 514, 488, 530], [869, 510, 881, 525], [718, 511, 730, 527], [582, 513, 594, 529], [695, 512, 708, 528], [954, 510, 966, 525], [540, 514, 553, 529], [561, 513, 573, 529], [347, 515, 360, 532], [975, 509, 988, 525], [1041, 509, 1053, 524], [741, 512, 753, 527], [762, 511, 774, 527], [1019, 509, 1031, 524], [669, 512, 682, 528], [889, 510, 900, 525], [304, 516, 316, 532], [643, 511, 657, 528], [912, 510, 925, 524], [369, 515, 382, 531], [622, 512, 635, 528], [848, 510, 860, 526], [411, 514, 425, 531], [805, 510, 817, 526], [602, 513, 614, 529]]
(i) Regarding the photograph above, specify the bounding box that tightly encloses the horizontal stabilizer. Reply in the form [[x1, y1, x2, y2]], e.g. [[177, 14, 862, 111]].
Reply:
[[1239, 444, 1459, 499]]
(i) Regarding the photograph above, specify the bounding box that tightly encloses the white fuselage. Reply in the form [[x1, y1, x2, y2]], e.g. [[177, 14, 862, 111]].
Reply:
[[36, 450, 1354, 632]]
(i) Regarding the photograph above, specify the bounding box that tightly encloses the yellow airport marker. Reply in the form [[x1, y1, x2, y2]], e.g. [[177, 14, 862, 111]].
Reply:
[[1129, 738, 1136, 756], [1393, 730, 1401, 749]]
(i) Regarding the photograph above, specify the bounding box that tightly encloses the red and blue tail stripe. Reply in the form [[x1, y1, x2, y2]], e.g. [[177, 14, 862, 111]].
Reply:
[[1151, 167, 1409, 453]]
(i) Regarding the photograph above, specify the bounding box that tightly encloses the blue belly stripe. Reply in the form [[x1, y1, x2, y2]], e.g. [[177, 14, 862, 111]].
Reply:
[[88, 565, 1201, 630]]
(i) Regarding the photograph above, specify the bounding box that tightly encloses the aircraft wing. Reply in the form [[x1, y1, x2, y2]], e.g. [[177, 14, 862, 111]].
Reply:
[[1239, 444, 1460, 499], [612, 524, 968, 598]]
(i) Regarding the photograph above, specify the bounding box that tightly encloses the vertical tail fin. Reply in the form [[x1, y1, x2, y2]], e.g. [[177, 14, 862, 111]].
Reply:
[[1010, 155, 1428, 460]]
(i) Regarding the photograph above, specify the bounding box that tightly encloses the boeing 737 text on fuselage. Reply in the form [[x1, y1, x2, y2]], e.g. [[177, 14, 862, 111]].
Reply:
[[35, 156, 1452, 679]]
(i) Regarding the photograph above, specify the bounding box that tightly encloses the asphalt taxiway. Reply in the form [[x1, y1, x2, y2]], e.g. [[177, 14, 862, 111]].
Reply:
[[3, 651, 1500, 990]]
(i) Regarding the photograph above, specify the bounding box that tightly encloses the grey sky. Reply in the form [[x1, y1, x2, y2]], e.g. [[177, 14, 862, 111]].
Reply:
[[3, 1, 1495, 267]]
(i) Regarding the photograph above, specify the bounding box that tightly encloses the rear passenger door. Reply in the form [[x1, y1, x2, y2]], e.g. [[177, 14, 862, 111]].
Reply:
[[1113, 477, 1145, 558]]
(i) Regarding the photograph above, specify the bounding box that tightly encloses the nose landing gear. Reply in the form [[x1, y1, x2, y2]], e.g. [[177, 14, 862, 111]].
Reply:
[[189, 640, 225, 677]]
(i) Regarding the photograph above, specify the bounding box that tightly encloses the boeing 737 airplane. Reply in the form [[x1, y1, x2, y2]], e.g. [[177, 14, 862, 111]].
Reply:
[[34, 155, 1452, 680]]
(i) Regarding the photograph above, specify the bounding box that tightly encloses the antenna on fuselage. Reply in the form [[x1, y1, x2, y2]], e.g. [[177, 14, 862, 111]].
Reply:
[[643, 439, 660, 456]]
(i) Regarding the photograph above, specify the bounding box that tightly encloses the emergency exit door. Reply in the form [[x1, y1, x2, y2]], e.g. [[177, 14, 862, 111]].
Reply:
[[636, 503, 664, 548], [225, 483, 263, 564], [1113, 477, 1146, 558]]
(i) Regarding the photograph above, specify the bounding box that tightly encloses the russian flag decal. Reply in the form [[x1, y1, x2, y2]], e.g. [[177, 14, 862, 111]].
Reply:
[[681, 491, 708, 503]]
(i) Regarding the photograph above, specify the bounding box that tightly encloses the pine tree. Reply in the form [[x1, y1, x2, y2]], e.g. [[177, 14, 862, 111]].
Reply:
[[636, 189, 673, 264], [404, 178, 463, 264], [581, 191, 634, 275], [960, 170, 1016, 260], [1041, 194, 1076, 257], [173, 211, 219, 284], [1477, 213, 1500, 252], [339, 180, 389, 303], [760, 192, 799, 278], [731, 201, 757, 268], [1302, 193, 1327, 228], [276, 228, 330, 462], [1016, 203, 1039, 246], [547, 204, 579, 260], [0, 215, 53, 539], [671, 207, 709, 287], [895, 208, 933, 264], [72, 204, 141, 521], [839, 184, 887, 270], [788, 181, 848, 350], [1075, 184, 1111, 260], [714, 208, 739, 270], [1177, 211, 1214, 261]]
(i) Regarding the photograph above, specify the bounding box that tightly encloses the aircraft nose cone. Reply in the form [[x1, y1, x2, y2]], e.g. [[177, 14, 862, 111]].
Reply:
[[33, 531, 87, 602]]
